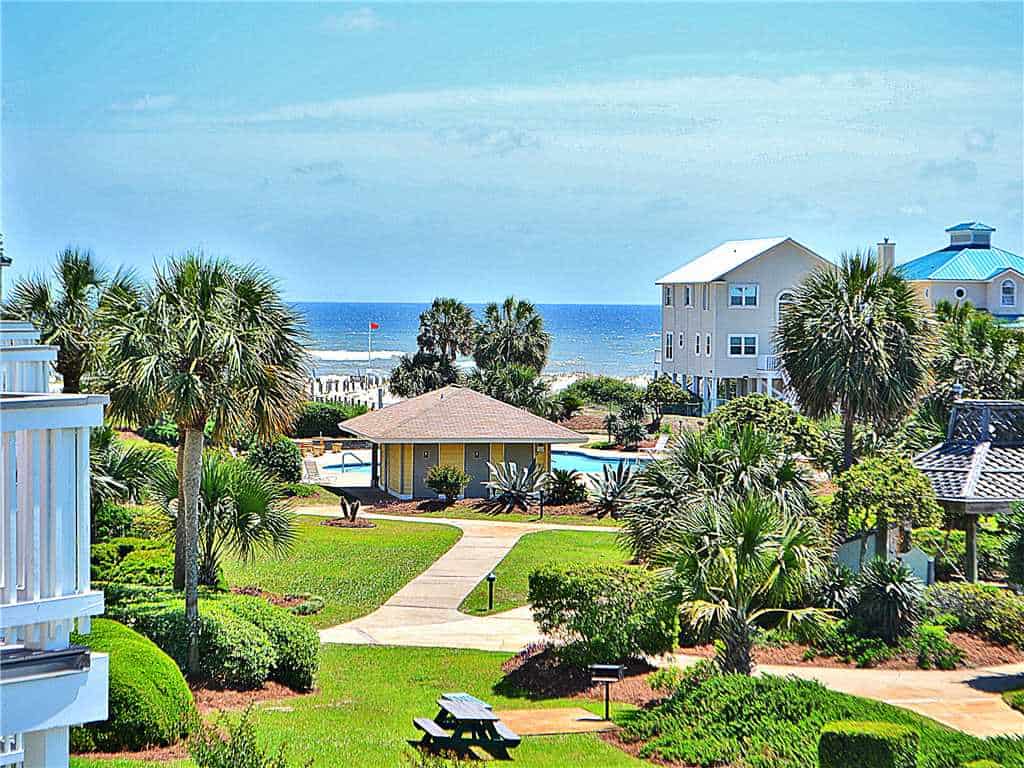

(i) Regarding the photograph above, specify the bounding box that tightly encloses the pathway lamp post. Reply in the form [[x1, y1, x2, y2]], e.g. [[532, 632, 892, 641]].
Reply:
[[486, 572, 496, 612]]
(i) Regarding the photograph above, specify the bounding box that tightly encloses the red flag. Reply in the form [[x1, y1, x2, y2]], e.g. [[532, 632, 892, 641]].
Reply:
[[369, 322, 380, 330]]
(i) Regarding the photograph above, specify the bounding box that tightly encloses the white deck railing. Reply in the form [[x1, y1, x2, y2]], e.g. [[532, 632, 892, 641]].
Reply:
[[0, 322, 41, 348], [0, 393, 107, 649], [0, 346, 56, 394], [757, 353, 781, 372]]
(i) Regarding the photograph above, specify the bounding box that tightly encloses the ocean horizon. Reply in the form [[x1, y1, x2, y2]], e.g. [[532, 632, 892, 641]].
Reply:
[[296, 302, 660, 379]]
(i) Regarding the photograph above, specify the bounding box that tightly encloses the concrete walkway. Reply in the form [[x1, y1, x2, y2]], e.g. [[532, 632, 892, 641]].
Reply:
[[317, 512, 615, 652], [312, 510, 1024, 737]]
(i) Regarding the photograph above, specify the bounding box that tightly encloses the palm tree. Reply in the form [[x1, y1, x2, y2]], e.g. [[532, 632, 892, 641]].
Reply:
[[776, 250, 935, 475], [417, 298, 477, 362], [388, 351, 459, 397], [655, 494, 828, 674], [148, 451, 296, 587], [620, 425, 811, 562], [89, 426, 168, 515], [3, 247, 138, 392], [473, 296, 551, 371], [101, 253, 307, 677], [465, 362, 550, 413]]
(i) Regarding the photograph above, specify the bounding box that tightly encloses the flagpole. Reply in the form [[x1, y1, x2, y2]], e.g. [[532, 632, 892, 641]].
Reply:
[[368, 321, 372, 367]]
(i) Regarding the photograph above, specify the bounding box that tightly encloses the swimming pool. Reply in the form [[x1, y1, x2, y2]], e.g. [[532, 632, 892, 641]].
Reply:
[[551, 450, 650, 474], [322, 460, 371, 473]]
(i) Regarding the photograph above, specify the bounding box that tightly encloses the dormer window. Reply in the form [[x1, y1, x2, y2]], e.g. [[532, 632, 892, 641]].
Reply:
[[1002, 279, 1017, 307]]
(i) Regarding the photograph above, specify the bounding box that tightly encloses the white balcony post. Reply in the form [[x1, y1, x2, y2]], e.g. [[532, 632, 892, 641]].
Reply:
[[22, 727, 68, 768]]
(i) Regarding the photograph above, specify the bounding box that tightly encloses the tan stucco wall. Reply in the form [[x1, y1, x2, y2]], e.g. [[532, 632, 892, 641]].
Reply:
[[439, 443, 464, 471]]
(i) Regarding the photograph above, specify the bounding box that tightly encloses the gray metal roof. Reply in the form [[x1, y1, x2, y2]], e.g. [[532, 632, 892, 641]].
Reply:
[[914, 400, 1024, 505]]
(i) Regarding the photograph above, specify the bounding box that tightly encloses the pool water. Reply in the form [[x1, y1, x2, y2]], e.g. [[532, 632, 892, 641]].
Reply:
[[551, 450, 649, 474], [322, 461, 371, 473]]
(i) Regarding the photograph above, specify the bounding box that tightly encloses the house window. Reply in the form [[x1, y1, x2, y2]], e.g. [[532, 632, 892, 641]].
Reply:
[[776, 291, 796, 320], [694, 333, 700, 356], [702, 284, 709, 310], [684, 285, 692, 307], [1001, 279, 1016, 307], [665, 332, 673, 361], [729, 283, 758, 307], [954, 286, 967, 300], [663, 286, 673, 307], [705, 333, 712, 356], [728, 334, 758, 357]]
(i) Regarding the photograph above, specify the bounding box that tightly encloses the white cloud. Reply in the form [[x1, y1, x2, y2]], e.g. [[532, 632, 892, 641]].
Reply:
[[321, 8, 385, 34], [900, 203, 927, 216], [110, 93, 177, 113]]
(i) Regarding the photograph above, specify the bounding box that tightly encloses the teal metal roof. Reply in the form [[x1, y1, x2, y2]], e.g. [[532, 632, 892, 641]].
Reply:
[[899, 246, 1024, 281], [946, 222, 995, 232]]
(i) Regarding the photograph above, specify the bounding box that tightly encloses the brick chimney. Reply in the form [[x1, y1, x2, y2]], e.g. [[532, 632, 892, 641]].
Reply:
[[877, 237, 895, 271]]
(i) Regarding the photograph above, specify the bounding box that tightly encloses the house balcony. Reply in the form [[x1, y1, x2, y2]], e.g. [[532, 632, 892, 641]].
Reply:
[[0, 345, 56, 394], [757, 353, 781, 373], [0, 391, 109, 737]]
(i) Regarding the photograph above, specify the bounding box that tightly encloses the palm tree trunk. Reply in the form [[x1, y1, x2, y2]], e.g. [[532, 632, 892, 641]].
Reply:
[[842, 410, 854, 472], [173, 436, 186, 590], [181, 426, 205, 679], [719, 616, 754, 675]]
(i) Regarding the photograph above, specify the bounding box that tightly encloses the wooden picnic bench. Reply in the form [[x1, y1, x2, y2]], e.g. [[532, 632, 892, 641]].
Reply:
[[413, 692, 520, 757]]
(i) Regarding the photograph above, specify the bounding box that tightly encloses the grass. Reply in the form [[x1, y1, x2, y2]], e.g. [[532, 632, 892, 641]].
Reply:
[[460, 529, 627, 616], [371, 504, 622, 528], [71, 645, 644, 768], [1005, 686, 1024, 715], [221, 516, 461, 628], [284, 482, 345, 506]]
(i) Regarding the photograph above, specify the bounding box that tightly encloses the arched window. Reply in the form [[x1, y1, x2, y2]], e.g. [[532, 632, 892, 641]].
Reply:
[[1001, 279, 1016, 307], [776, 291, 796, 321]]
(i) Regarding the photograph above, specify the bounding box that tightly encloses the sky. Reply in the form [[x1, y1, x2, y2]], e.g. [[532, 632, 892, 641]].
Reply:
[[2, 2, 1022, 304]]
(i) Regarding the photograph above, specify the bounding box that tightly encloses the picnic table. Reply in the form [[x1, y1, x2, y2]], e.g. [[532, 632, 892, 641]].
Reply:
[[413, 692, 520, 757]]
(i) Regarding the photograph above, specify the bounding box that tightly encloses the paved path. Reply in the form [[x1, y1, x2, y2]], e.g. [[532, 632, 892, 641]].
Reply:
[[316, 512, 615, 652], [312, 510, 1024, 737]]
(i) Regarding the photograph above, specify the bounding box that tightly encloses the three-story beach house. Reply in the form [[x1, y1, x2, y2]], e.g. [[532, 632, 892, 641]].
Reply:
[[655, 236, 828, 413], [0, 259, 108, 767], [898, 222, 1024, 327]]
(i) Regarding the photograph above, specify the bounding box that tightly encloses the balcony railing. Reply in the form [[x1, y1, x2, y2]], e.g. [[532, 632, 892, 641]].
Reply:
[[0, 345, 56, 394], [0, 321, 41, 348], [757, 353, 781, 372]]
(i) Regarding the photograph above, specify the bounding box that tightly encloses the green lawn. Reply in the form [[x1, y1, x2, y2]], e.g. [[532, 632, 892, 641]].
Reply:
[[1005, 686, 1024, 715], [460, 529, 627, 616], [221, 516, 461, 628], [71, 645, 644, 768], [371, 504, 622, 527]]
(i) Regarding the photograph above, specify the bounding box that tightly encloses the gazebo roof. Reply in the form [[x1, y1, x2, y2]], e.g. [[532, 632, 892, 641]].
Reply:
[[914, 400, 1024, 505]]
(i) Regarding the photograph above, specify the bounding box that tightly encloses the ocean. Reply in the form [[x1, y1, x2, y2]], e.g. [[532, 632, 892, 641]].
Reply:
[[295, 302, 660, 379]]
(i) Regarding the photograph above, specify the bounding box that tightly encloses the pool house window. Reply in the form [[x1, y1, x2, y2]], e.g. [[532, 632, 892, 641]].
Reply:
[[1002, 279, 1016, 307], [728, 334, 757, 357], [729, 283, 758, 307]]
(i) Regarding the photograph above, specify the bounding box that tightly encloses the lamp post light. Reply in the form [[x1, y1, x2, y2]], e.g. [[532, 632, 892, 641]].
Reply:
[[588, 664, 625, 721], [486, 572, 496, 612]]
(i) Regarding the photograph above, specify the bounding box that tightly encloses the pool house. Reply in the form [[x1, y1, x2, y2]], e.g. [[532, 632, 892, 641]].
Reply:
[[338, 385, 585, 500]]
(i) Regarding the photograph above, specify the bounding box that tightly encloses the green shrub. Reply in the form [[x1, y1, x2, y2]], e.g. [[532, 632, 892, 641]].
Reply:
[[109, 547, 175, 586], [94, 501, 136, 542], [424, 463, 472, 501], [189, 706, 308, 768], [282, 482, 321, 498], [705, 393, 821, 456], [818, 721, 919, 768], [1005, 504, 1024, 587], [913, 527, 1006, 582], [139, 415, 214, 446], [545, 468, 586, 505], [925, 583, 1024, 648], [91, 537, 168, 582], [529, 563, 678, 666], [836, 453, 943, 535], [853, 558, 924, 644], [290, 401, 368, 439], [111, 599, 276, 689], [217, 595, 320, 691], [246, 436, 302, 483], [561, 375, 643, 407], [914, 624, 963, 670], [70, 619, 196, 752], [963, 762, 1004, 768], [1003, 689, 1023, 715]]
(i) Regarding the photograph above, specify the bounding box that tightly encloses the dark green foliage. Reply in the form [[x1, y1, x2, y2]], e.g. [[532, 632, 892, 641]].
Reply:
[[1005, 504, 1024, 586], [706, 393, 821, 456], [138, 415, 214, 446], [545, 468, 586, 505], [473, 296, 551, 371], [854, 558, 924, 644], [70, 619, 196, 752], [613, 417, 647, 450], [289, 400, 368, 438], [282, 482, 322, 498], [587, 460, 636, 519], [483, 461, 547, 513], [465, 362, 551, 414], [388, 351, 460, 398], [92, 537, 170, 583], [836, 453, 943, 535], [110, 599, 276, 688], [528, 563, 678, 666], [1005, 690, 1023, 715], [914, 624, 964, 670], [246, 435, 302, 482], [818, 721, 919, 768], [217, 595, 320, 691], [416, 297, 478, 361], [189, 705, 310, 768], [913, 526, 1006, 582], [643, 377, 697, 419], [925, 583, 1024, 648], [424, 463, 472, 501], [815, 562, 858, 617], [619, 665, 1024, 768], [93, 501, 136, 542], [561, 375, 643, 407]]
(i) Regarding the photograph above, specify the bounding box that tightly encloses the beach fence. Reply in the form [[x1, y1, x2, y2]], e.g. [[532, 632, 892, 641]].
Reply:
[[307, 373, 390, 409]]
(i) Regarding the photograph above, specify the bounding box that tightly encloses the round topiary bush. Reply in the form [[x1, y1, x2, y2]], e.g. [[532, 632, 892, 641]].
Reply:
[[246, 436, 302, 483], [425, 463, 471, 502], [70, 619, 196, 752]]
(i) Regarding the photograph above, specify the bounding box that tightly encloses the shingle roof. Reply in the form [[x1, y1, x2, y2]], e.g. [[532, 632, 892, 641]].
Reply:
[[914, 400, 1024, 505], [338, 385, 586, 443], [898, 246, 1024, 281], [655, 237, 822, 284], [946, 222, 995, 232]]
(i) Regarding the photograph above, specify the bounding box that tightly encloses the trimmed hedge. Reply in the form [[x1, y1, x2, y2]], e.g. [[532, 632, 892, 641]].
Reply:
[[819, 721, 919, 768], [290, 401, 368, 438], [91, 537, 168, 583], [70, 619, 196, 752], [925, 583, 1024, 648], [110, 599, 277, 689], [963, 762, 1003, 768], [246, 436, 302, 483], [529, 563, 678, 666], [217, 594, 320, 690]]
